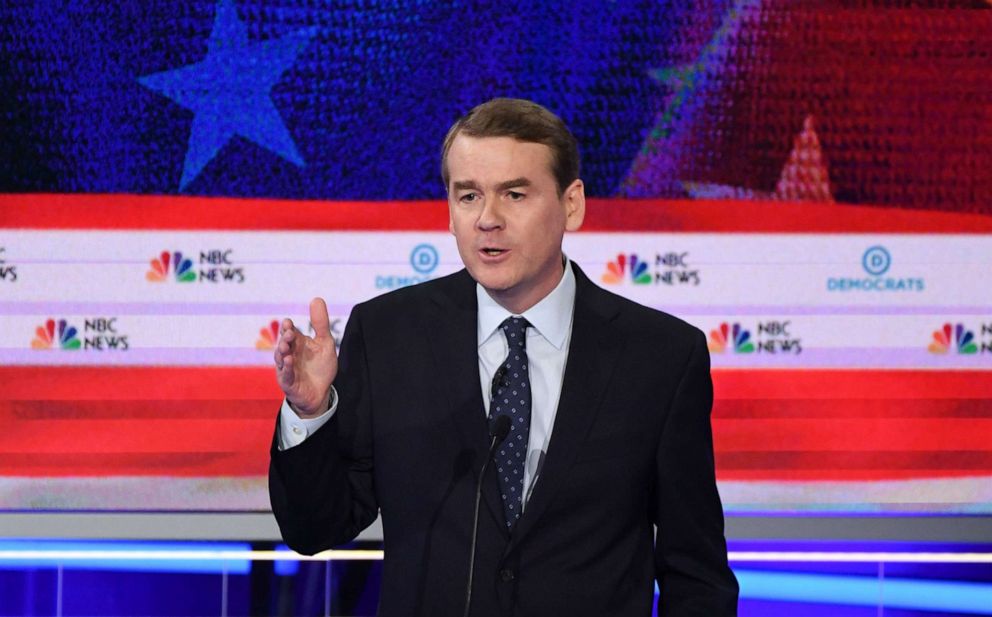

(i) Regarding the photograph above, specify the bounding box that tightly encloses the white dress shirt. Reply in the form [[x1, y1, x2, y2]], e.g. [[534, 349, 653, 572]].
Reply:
[[279, 261, 577, 510], [475, 261, 575, 509]]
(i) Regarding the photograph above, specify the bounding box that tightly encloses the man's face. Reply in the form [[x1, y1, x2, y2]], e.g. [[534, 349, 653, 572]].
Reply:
[[446, 134, 585, 314]]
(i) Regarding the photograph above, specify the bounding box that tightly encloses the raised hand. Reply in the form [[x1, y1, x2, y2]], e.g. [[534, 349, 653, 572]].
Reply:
[[274, 297, 338, 417]]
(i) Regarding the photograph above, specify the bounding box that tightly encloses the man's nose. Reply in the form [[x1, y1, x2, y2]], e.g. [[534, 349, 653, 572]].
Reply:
[[477, 196, 504, 230]]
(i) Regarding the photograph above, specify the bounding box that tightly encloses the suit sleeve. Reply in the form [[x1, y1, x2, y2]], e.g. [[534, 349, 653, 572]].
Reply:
[[268, 304, 379, 555], [654, 329, 739, 616]]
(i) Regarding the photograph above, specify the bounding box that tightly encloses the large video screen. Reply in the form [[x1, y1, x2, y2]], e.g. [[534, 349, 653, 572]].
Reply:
[[2, 1, 990, 517]]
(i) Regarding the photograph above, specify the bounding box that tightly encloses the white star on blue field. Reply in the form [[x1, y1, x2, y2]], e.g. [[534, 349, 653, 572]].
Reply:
[[139, 0, 317, 190]]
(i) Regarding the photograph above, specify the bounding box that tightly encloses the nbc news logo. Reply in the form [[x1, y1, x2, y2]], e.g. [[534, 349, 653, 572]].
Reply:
[[147, 250, 245, 284], [31, 318, 129, 351], [601, 252, 700, 286], [708, 321, 802, 355]]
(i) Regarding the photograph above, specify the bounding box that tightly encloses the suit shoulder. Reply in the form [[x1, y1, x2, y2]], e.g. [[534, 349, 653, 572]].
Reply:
[[593, 283, 704, 349], [351, 269, 471, 321], [572, 261, 701, 345]]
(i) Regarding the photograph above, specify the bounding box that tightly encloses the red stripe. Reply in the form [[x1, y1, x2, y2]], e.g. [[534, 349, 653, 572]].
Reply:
[[0, 453, 265, 477], [717, 469, 991, 482], [0, 193, 448, 231], [4, 417, 273, 455], [0, 368, 279, 477], [0, 367, 281, 400], [712, 369, 992, 400], [3, 367, 992, 479], [713, 399, 992, 419], [3, 367, 989, 400], [2, 399, 273, 419], [2, 193, 990, 232], [715, 418, 992, 451], [717, 451, 992, 471]]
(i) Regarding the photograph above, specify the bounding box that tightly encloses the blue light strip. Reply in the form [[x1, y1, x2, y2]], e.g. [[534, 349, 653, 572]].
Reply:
[[5, 540, 992, 614], [0, 540, 251, 574], [273, 545, 300, 576], [737, 569, 992, 615]]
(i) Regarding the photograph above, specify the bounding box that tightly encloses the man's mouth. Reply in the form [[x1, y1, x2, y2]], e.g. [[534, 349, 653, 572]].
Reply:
[[481, 248, 507, 256]]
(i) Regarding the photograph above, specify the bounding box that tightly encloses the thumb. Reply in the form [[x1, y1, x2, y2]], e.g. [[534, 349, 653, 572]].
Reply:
[[309, 297, 333, 341]]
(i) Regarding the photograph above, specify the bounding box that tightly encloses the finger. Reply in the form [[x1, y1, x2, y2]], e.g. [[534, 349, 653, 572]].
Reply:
[[309, 297, 332, 341], [280, 318, 295, 335], [274, 333, 289, 360], [277, 354, 295, 383], [275, 321, 297, 361]]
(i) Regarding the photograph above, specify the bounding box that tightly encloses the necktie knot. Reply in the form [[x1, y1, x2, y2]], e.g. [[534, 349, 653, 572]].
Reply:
[[500, 316, 530, 349]]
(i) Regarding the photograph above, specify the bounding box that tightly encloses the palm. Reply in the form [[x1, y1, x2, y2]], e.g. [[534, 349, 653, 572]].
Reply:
[[274, 298, 338, 416], [283, 333, 336, 401]]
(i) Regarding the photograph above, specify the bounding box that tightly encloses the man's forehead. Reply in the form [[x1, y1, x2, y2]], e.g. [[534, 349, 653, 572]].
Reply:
[[446, 135, 554, 184], [449, 133, 550, 154]]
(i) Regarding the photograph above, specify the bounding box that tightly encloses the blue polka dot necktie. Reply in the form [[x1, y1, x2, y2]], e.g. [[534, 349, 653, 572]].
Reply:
[[490, 316, 531, 530]]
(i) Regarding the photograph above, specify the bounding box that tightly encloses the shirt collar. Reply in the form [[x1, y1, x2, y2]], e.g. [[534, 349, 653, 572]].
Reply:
[[476, 257, 576, 351]]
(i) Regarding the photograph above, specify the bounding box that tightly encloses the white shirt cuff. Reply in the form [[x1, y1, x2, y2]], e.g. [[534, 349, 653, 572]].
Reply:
[[277, 387, 338, 451]]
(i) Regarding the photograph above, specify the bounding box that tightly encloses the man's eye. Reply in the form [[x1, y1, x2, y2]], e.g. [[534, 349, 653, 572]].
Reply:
[[507, 191, 525, 201], [459, 193, 478, 203]]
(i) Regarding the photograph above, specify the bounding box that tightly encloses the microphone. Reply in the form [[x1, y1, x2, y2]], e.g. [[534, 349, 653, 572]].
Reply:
[[463, 414, 511, 617]]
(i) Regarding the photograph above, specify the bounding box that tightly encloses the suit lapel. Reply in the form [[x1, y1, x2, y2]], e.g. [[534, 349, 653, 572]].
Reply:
[[506, 265, 623, 553], [426, 270, 510, 537]]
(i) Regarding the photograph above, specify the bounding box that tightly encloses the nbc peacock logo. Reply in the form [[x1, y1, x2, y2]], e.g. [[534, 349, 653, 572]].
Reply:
[[708, 322, 755, 354], [928, 323, 978, 355], [146, 251, 196, 283], [256, 320, 280, 350], [601, 253, 652, 285], [31, 318, 82, 350]]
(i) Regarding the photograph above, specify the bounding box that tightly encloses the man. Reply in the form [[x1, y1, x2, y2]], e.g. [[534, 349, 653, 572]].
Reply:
[[269, 98, 738, 616]]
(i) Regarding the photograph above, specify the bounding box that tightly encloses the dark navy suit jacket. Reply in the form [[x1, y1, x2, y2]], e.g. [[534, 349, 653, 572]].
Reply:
[[269, 264, 738, 616]]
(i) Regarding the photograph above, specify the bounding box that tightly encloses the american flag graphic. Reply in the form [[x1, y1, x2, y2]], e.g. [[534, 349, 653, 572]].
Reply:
[[2, 0, 991, 513]]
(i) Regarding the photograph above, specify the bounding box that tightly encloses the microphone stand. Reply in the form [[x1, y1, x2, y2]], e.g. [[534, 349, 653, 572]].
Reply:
[[463, 414, 511, 617]]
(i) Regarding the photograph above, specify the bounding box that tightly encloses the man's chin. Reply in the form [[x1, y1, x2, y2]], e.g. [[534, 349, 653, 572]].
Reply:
[[464, 267, 513, 294], [472, 276, 512, 294]]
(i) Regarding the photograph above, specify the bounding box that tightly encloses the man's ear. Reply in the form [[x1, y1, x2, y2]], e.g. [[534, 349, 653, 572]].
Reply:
[[446, 190, 456, 234], [563, 179, 586, 232]]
